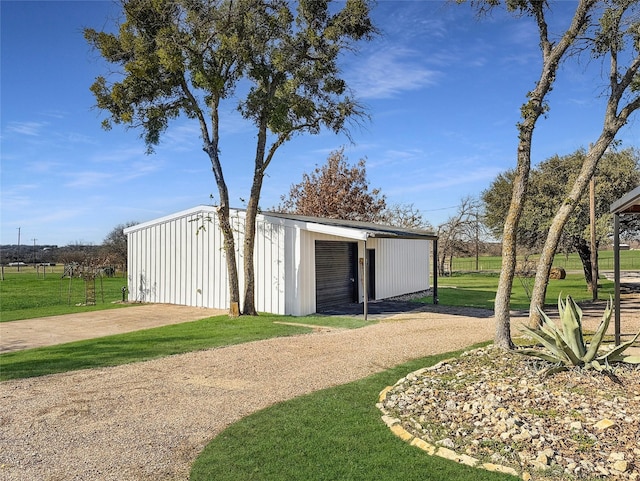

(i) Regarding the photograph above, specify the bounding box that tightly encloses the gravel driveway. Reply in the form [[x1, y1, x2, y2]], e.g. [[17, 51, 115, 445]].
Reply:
[[1, 308, 499, 481], [1, 297, 638, 481]]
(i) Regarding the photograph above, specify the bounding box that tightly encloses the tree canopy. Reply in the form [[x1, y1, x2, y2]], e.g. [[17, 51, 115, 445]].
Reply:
[[482, 148, 640, 273], [101, 221, 139, 268], [86, 0, 376, 315], [277, 148, 387, 222], [276, 148, 433, 230]]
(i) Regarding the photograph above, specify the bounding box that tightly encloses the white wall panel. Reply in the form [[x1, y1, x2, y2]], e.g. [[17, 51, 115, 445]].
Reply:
[[374, 238, 430, 299], [127, 207, 287, 313], [126, 206, 433, 315], [253, 220, 286, 314]]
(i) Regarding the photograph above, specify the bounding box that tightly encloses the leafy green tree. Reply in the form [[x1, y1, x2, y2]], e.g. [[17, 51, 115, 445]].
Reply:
[[526, 0, 640, 327], [483, 148, 640, 273], [86, 0, 375, 316], [467, 0, 640, 345]]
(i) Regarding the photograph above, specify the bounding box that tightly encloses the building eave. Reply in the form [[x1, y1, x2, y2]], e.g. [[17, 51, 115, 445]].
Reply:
[[610, 185, 640, 214]]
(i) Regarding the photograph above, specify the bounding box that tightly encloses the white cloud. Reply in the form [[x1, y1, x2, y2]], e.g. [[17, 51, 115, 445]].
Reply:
[[0, 184, 38, 210], [27, 160, 64, 174], [62, 157, 160, 188], [367, 148, 425, 168], [6, 121, 47, 136], [122, 160, 161, 180], [64, 171, 114, 189], [89, 146, 146, 164], [32, 208, 88, 224], [347, 48, 441, 99], [387, 165, 502, 195]]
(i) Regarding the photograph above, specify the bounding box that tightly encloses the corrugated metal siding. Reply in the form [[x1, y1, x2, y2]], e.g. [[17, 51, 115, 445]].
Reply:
[[373, 238, 430, 299], [126, 207, 432, 315], [126, 208, 286, 314], [283, 225, 298, 315], [315, 241, 358, 311], [253, 219, 286, 314]]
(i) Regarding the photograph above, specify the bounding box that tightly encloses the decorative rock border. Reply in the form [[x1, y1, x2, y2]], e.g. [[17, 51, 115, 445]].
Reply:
[[377, 351, 640, 481], [377, 362, 522, 480]]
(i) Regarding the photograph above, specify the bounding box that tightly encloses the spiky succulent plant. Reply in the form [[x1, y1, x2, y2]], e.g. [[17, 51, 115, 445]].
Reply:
[[518, 295, 640, 376]]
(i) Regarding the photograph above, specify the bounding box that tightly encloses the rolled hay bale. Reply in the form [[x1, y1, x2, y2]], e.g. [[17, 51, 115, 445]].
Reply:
[[549, 266, 566, 280]]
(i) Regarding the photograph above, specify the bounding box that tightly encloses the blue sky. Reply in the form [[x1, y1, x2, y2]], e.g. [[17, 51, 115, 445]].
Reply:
[[1, 0, 638, 246]]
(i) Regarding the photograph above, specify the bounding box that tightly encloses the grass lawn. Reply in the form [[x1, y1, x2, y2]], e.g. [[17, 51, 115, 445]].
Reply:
[[0, 269, 130, 322], [191, 345, 517, 481], [421, 272, 615, 310], [3, 265, 622, 479], [0, 314, 366, 381], [450, 248, 640, 272]]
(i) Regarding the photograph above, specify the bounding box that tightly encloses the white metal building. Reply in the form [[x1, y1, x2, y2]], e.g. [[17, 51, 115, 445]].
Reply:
[[124, 206, 438, 316]]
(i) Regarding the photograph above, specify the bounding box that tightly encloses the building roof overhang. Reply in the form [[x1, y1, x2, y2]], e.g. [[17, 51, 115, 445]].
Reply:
[[124, 206, 438, 241], [610, 185, 640, 214]]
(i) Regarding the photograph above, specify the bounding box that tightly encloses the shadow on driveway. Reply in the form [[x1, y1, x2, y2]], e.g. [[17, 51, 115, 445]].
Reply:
[[317, 299, 494, 320]]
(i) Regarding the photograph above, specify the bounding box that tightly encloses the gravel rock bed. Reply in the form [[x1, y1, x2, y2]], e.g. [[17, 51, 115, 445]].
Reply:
[[380, 346, 640, 480]]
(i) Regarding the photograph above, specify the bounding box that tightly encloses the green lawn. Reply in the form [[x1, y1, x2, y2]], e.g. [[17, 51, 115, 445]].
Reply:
[[191, 345, 516, 481], [450, 248, 640, 272], [2, 264, 618, 479], [0, 269, 130, 322], [423, 272, 615, 310], [0, 313, 367, 381]]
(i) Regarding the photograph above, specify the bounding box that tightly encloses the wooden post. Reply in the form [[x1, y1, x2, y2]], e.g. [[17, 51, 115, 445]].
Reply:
[[590, 176, 598, 300]]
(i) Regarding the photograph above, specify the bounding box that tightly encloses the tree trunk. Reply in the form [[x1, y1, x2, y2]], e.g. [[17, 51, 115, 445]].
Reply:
[[217, 205, 241, 317], [528, 136, 616, 327], [494, 160, 526, 350], [204, 143, 240, 317], [575, 237, 594, 288], [242, 117, 271, 316], [493, 0, 595, 348], [242, 171, 264, 316]]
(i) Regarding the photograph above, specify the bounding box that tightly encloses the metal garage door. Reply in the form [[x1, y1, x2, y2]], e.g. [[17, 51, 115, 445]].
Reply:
[[315, 241, 358, 312]]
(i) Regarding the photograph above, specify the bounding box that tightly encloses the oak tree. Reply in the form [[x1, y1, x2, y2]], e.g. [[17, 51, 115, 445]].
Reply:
[[86, 0, 375, 316], [527, 0, 640, 326], [492, 0, 598, 348], [483, 148, 640, 284]]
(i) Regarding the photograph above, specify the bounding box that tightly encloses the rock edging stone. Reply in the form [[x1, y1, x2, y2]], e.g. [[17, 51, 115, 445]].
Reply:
[[377, 362, 521, 479]]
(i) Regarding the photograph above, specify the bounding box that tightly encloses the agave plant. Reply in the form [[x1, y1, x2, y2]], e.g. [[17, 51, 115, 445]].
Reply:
[[518, 295, 640, 376]]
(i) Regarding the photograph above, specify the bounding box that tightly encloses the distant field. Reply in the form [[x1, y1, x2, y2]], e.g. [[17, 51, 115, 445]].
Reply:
[[450, 249, 640, 272], [2, 250, 637, 322], [0, 267, 129, 322], [425, 272, 615, 310]]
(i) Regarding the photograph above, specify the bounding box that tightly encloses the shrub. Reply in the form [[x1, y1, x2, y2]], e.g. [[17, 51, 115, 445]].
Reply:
[[518, 295, 640, 376]]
